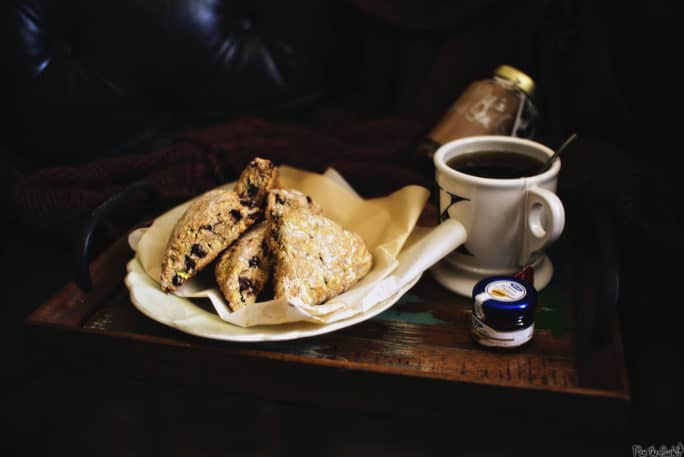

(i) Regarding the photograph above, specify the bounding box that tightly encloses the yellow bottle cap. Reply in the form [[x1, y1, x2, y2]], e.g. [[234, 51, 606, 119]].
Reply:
[[494, 65, 535, 98]]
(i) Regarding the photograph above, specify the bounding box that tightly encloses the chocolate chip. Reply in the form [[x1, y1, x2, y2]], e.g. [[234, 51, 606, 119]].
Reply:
[[275, 194, 286, 205], [306, 195, 313, 204], [230, 209, 243, 221], [201, 224, 213, 231], [319, 254, 324, 264], [191, 244, 207, 258], [239, 277, 254, 292], [249, 256, 260, 268], [247, 183, 258, 197], [172, 274, 183, 286], [185, 255, 196, 271], [240, 199, 255, 208]]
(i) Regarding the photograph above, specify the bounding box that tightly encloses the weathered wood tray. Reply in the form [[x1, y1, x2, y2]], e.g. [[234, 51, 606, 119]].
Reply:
[[24, 203, 630, 427]]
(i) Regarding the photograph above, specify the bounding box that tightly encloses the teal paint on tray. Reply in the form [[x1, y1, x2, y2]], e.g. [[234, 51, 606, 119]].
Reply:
[[534, 244, 572, 336], [374, 292, 445, 324], [375, 310, 445, 325]]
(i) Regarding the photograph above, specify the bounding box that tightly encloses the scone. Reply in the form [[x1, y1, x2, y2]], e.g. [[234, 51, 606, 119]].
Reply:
[[234, 157, 279, 208], [265, 188, 323, 221], [267, 211, 373, 306], [215, 189, 323, 311], [160, 189, 261, 292], [215, 221, 271, 311]]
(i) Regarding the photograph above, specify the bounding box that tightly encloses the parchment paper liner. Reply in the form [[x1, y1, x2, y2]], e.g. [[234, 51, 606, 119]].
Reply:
[[129, 166, 466, 327]]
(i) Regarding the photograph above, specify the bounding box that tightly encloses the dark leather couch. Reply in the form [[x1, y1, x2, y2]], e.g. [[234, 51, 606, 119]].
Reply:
[[2, 0, 359, 170], [4, 0, 661, 171]]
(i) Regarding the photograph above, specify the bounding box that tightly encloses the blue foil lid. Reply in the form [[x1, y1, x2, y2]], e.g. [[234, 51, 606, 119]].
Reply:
[[472, 276, 537, 331]]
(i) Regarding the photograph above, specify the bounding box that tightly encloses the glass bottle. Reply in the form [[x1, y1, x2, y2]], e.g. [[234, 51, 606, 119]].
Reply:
[[418, 64, 538, 158]]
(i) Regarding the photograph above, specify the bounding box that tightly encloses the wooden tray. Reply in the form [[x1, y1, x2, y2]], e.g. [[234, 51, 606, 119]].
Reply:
[[24, 204, 630, 427]]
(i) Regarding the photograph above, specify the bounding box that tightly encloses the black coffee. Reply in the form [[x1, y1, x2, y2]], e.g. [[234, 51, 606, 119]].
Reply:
[[446, 150, 543, 179]]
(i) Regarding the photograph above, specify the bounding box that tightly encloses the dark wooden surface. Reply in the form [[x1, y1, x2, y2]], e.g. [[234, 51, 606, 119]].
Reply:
[[24, 200, 630, 430], [11, 145, 682, 455]]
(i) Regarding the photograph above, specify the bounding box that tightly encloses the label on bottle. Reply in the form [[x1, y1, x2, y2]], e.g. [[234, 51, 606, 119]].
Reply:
[[428, 79, 521, 145], [471, 315, 534, 348], [422, 77, 538, 158]]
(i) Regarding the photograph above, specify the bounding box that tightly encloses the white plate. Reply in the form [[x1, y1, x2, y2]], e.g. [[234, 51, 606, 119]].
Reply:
[[125, 258, 422, 342]]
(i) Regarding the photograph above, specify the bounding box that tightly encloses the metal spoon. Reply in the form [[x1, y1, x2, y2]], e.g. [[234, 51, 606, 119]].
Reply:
[[540, 132, 577, 173]]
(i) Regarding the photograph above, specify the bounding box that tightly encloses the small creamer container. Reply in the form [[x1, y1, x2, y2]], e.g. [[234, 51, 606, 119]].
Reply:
[[470, 276, 537, 348]]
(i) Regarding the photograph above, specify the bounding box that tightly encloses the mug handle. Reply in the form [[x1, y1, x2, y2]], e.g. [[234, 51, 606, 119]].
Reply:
[[521, 187, 565, 265]]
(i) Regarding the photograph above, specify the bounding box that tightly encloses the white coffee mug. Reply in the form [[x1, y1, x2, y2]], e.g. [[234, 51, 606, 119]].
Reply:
[[431, 135, 565, 296]]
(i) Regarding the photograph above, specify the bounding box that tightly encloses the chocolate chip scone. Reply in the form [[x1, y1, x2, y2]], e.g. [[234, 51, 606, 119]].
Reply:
[[267, 211, 373, 306], [265, 189, 323, 221], [234, 157, 279, 208], [215, 221, 271, 311], [160, 189, 261, 292]]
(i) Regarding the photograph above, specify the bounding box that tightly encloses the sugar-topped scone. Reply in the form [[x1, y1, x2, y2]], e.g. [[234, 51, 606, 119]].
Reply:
[[160, 189, 261, 292], [215, 189, 323, 311], [215, 221, 271, 311], [234, 157, 279, 208], [267, 211, 372, 306], [265, 188, 323, 221]]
